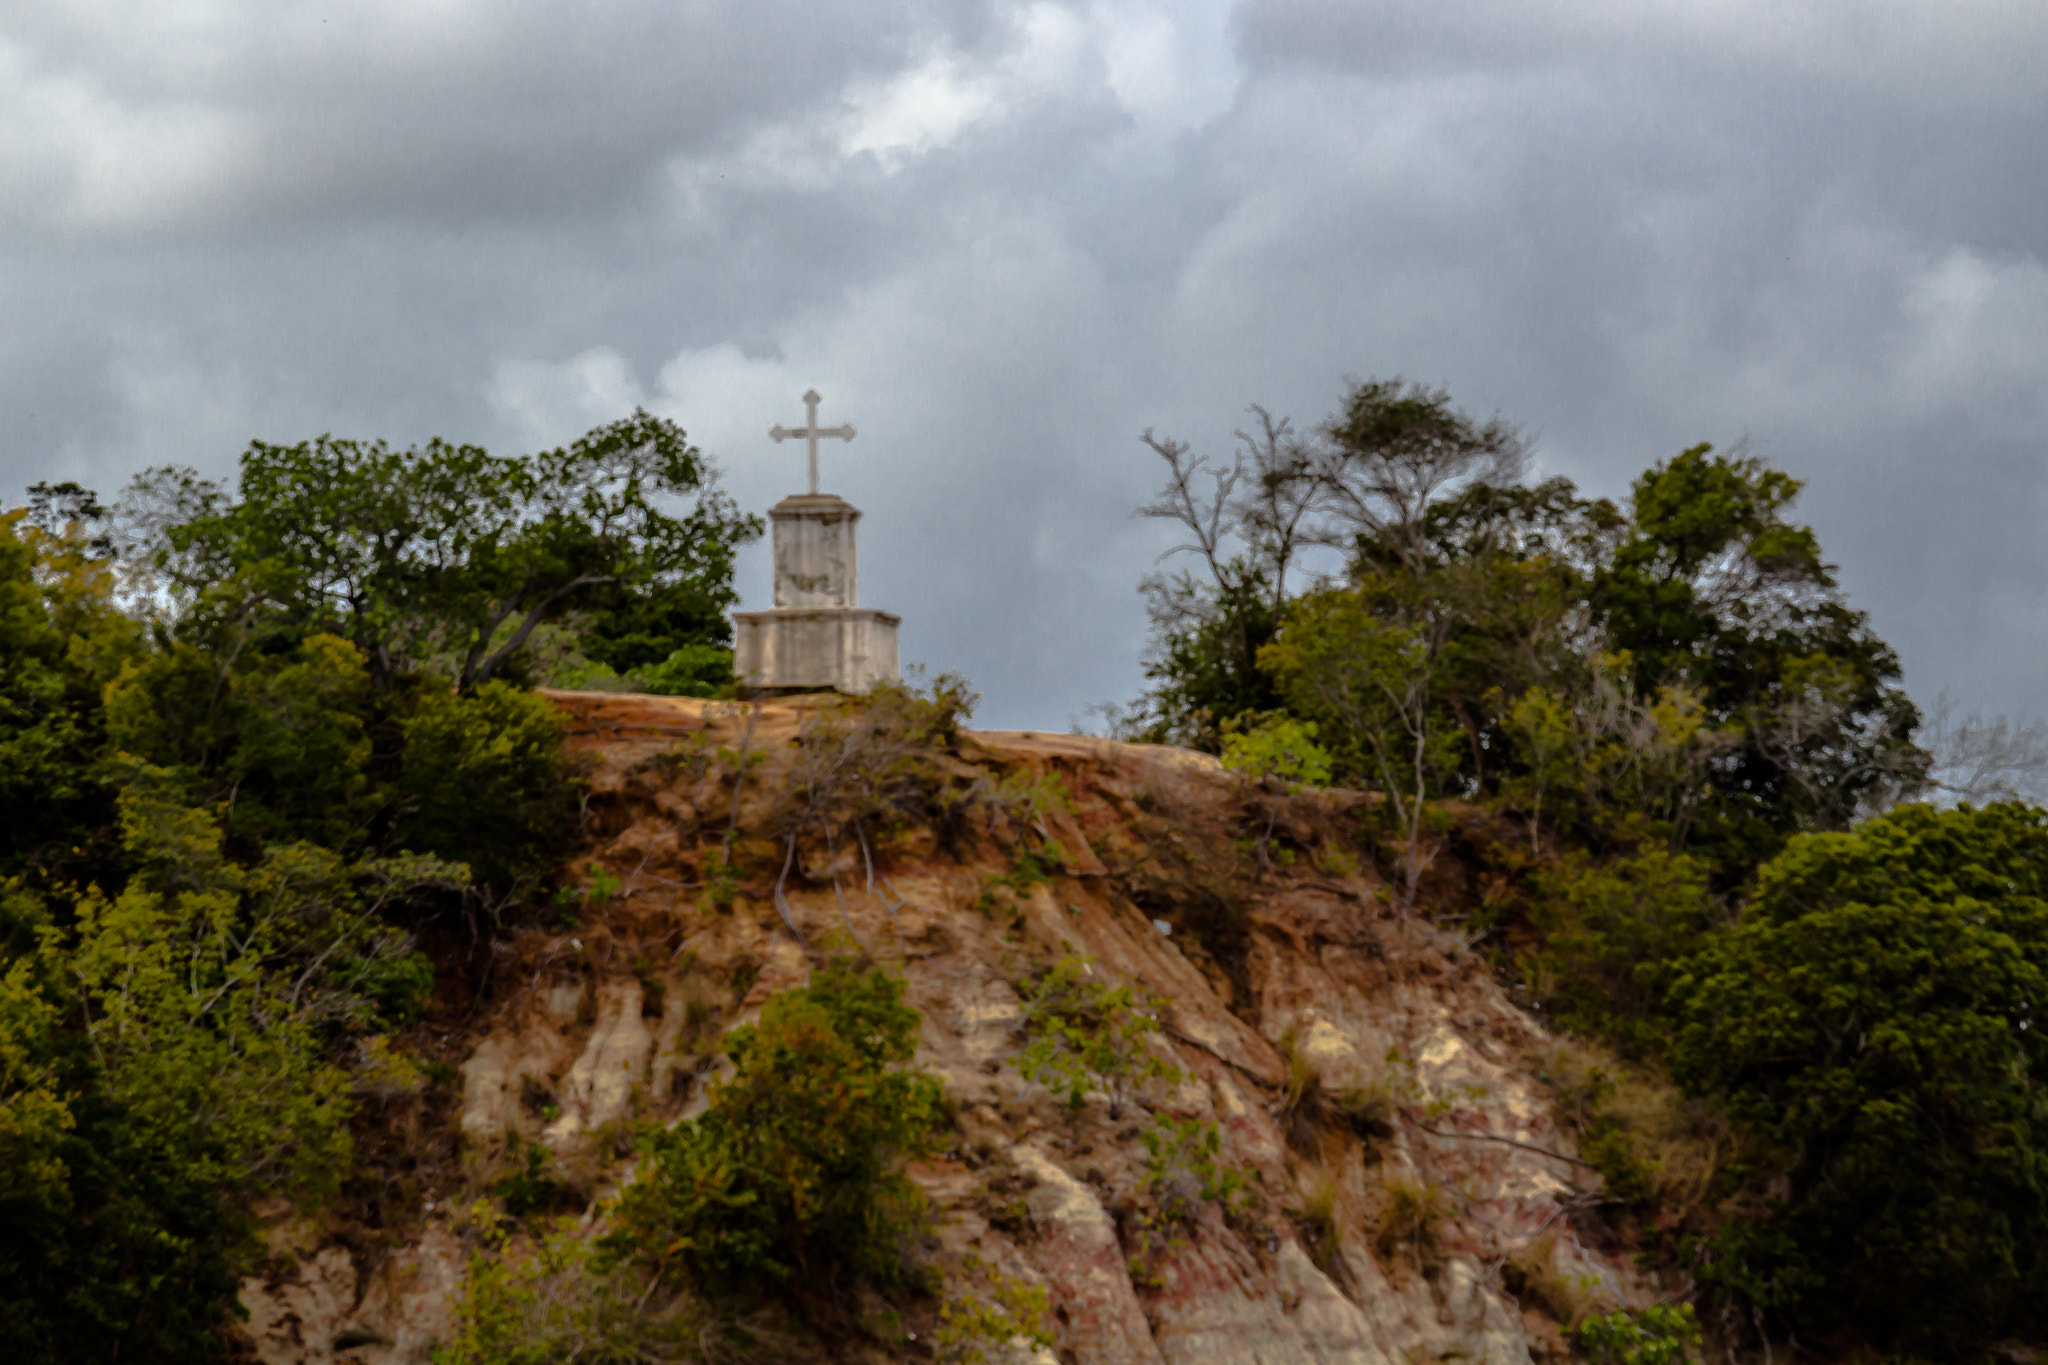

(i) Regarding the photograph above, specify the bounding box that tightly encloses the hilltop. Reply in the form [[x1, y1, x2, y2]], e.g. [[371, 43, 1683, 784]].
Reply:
[[240, 689, 1671, 1365]]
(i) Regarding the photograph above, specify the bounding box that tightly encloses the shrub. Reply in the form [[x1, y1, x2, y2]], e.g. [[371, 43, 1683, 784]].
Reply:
[[631, 643, 734, 697], [1503, 1231, 1596, 1327], [393, 678, 581, 895], [1371, 1177, 1448, 1271], [1277, 1036, 1330, 1153], [1542, 1042, 1729, 1235], [1570, 1304, 1700, 1365], [1667, 802, 2048, 1352], [437, 1219, 744, 1365], [934, 1257, 1052, 1364], [1524, 847, 1714, 1052], [1141, 1114, 1243, 1220], [1291, 1175, 1345, 1283], [601, 959, 945, 1299], [1017, 956, 1179, 1120]]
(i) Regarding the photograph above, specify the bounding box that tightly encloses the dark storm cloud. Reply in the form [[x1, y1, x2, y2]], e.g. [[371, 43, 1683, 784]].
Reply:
[[2, 0, 2044, 725], [0, 0, 991, 233]]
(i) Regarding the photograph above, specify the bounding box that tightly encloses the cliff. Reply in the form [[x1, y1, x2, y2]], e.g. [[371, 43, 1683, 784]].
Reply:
[[239, 690, 1665, 1364]]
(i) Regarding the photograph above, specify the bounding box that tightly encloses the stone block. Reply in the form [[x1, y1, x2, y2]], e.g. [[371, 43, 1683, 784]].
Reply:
[[732, 606, 900, 693]]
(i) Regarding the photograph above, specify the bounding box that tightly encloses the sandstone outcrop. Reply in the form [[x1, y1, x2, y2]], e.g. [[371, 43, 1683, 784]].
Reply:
[[240, 691, 1657, 1363]]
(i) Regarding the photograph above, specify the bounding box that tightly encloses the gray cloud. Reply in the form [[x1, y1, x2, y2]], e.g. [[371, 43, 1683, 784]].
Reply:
[[3, 0, 2044, 725]]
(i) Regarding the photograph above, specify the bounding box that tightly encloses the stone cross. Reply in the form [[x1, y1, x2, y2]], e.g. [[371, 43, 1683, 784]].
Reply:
[[768, 389, 856, 495]]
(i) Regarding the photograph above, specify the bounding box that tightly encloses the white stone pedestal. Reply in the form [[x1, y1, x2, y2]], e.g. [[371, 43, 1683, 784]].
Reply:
[[732, 493, 901, 694]]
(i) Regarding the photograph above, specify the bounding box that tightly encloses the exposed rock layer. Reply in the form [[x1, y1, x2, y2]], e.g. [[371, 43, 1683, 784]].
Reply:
[[240, 691, 1651, 1363]]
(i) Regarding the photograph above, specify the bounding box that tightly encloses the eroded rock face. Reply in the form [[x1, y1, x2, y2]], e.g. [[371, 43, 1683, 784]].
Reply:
[[240, 1229, 464, 1365], [240, 694, 1657, 1364]]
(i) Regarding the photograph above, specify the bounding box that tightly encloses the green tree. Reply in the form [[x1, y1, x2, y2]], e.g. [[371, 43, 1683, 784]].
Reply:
[[390, 678, 579, 895], [0, 504, 142, 876], [1017, 956, 1180, 1119], [1526, 846, 1715, 1049], [1261, 589, 1462, 908], [0, 781, 454, 1361], [119, 410, 761, 693], [105, 633, 382, 852], [602, 959, 945, 1299], [1668, 802, 2048, 1353], [1593, 444, 1923, 870]]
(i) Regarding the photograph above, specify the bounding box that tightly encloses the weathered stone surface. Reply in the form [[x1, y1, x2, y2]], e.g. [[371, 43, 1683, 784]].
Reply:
[[732, 491, 901, 692], [767, 493, 861, 608], [343, 1226, 467, 1365], [240, 695, 1662, 1364], [1274, 1240, 1397, 1365], [456, 1015, 572, 1142], [241, 1247, 357, 1365], [542, 977, 652, 1144], [1012, 1144, 1166, 1365], [732, 604, 900, 693]]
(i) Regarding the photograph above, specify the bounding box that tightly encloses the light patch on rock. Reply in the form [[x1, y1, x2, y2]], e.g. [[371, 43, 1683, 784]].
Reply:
[[240, 1246, 356, 1365], [542, 979, 585, 1023], [457, 1020, 572, 1141], [1274, 1240, 1396, 1365], [1012, 1144, 1165, 1365], [344, 1225, 467, 1364], [959, 978, 1023, 1063], [545, 978, 652, 1145]]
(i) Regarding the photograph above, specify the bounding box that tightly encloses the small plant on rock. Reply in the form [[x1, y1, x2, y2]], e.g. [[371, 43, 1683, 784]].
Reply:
[[1142, 1114, 1244, 1222], [1277, 1032, 1333, 1153], [1220, 712, 1332, 876], [1372, 1176, 1449, 1272], [934, 1256, 1053, 1364], [1017, 956, 1180, 1120], [1291, 1174, 1346, 1284], [1571, 1304, 1702, 1365], [436, 1218, 749, 1365]]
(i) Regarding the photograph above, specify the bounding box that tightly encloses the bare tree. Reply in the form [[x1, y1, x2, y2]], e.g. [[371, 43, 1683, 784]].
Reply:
[[1135, 406, 1325, 638], [1305, 378, 1528, 574], [1917, 694, 2048, 806], [1135, 427, 1244, 639], [1232, 404, 1321, 608]]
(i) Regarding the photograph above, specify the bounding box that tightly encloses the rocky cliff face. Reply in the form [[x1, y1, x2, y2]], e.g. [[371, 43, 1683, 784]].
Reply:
[[240, 691, 1661, 1364]]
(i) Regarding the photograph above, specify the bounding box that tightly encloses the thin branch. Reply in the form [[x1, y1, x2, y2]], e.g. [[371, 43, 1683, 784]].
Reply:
[[772, 835, 811, 952]]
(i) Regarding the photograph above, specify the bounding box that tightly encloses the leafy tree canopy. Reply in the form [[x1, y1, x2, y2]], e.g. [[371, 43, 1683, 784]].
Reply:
[[1669, 802, 2048, 1352], [0, 409, 755, 1356], [1127, 381, 1923, 880], [120, 408, 761, 692]]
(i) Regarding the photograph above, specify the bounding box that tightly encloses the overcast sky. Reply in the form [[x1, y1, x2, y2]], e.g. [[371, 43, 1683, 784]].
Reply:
[[4, 0, 2044, 728]]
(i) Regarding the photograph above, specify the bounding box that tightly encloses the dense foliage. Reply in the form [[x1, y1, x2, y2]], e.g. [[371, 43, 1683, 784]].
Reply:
[[1669, 803, 2048, 1352], [1124, 380, 2040, 1359], [0, 414, 751, 1360], [1129, 382, 1922, 885], [602, 959, 946, 1298]]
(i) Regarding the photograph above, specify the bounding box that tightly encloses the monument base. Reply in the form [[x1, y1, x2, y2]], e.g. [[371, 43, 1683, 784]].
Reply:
[[732, 607, 901, 694]]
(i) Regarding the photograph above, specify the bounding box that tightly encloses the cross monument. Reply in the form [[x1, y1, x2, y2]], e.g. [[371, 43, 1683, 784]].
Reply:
[[731, 389, 901, 694], [769, 388, 856, 495]]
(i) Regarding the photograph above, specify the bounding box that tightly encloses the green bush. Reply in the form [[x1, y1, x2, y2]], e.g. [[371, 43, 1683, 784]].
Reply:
[[628, 643, 734, 697], [393, 679, 580, 894], [0, 783, 461, 1361], [437, 1219, 734, 1365], [1525, 847, 1714, 1052], [1141, 1114, 1243, 1219], [0, 510, 139, 875], [601, 959, 944, 1298], [1571, 1304, 1700, 1365], [1668, 802, 2048, 1353], [1017, 956, 1180, 1120], [934, 1256, 1052, 1364]]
